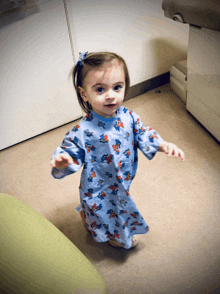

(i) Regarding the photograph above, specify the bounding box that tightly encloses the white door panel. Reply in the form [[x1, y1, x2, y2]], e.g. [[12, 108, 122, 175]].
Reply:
[[0, 0, 82, 150]]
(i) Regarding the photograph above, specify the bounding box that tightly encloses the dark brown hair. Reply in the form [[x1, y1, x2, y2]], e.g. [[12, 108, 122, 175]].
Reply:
[[72, 52, 130, 114]]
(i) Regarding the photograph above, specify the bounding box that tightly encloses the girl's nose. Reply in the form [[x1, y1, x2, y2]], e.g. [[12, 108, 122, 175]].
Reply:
[[105, 89, 115, 99]]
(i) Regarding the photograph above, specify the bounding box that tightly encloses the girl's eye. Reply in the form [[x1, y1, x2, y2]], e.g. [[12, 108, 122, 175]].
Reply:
[[97, 87, 104, 93], [114, 85, 122, 91]]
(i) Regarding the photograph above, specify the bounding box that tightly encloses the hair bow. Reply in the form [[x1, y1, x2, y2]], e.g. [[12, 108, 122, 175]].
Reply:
[[76, 51, 88, 66]]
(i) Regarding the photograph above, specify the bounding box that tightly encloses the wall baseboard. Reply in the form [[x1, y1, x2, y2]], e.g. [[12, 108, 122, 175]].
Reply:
[[125, 72, 170, 101]]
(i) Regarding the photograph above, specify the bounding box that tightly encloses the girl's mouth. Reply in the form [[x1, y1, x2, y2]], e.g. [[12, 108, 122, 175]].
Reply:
[[105, 104, 116, 108]]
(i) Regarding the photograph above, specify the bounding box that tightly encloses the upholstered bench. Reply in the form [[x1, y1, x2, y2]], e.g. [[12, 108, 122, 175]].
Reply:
[[0, 193, 107, 294]]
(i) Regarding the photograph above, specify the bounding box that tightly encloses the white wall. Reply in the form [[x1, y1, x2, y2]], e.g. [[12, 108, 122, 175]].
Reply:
[[66, 0, 189, 86]]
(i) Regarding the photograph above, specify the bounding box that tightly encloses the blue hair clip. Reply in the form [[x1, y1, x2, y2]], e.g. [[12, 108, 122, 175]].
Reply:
[[76, 51, 88, 66]]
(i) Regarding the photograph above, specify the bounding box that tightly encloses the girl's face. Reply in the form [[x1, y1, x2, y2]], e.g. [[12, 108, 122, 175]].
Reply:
[[78, 59, 126, 118]]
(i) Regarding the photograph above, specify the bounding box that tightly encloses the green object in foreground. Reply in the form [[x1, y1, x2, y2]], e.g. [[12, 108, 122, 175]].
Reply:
[[0, 193, 107, 294]]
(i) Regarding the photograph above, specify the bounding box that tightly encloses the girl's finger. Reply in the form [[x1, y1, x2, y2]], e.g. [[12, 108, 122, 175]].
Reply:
[[168, 145, 174, 157], [165, 145, 169, 154], [174, 147, 179, 158], [179, 150, 185, 161]]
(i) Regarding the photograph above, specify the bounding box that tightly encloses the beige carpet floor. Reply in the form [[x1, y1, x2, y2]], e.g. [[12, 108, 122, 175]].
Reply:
[[1, 84, 220, 294]]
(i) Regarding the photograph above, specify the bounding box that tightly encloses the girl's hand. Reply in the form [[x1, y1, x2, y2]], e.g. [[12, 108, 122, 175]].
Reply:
[[50, 153, 73, 169], [159, 141, 185, 161]]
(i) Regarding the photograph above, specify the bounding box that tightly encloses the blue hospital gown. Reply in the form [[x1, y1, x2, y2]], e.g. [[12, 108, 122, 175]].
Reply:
[[51, 106, 163, 249]]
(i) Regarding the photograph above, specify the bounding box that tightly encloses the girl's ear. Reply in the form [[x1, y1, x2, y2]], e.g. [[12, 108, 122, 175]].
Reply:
[[78, 87, 88, 102]]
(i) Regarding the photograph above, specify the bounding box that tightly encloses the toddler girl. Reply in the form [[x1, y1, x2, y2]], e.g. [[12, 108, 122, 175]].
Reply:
[[51, 52, 185, 249]]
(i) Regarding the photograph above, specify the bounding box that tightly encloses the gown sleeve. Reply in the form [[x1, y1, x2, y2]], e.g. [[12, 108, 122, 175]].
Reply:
[[51, 127, 85, 179], [131, 110, 163, 160]]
